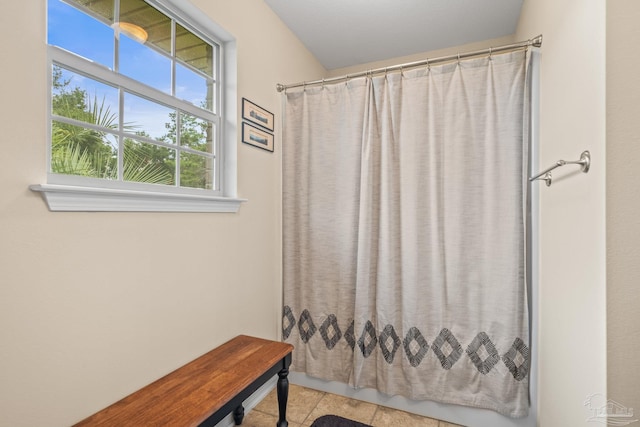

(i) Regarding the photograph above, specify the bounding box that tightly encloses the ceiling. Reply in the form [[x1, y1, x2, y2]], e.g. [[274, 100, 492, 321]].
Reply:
[[263, 0, 524, 70]]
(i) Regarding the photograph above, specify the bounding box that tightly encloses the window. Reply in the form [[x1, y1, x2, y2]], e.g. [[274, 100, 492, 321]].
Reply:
[[34, 0, 243, 212]]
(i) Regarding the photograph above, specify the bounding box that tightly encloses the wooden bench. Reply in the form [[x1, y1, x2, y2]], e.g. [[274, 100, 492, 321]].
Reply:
[[73, 335, 294, 427]]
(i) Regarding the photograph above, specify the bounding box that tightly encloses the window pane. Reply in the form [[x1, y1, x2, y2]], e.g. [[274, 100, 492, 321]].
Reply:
[[179, 113, 213, 153], [123, 139, 175, 185], [51, 121, 118, 179], [52, 66, 119, 129], [176, 24, 213, 77], [123, 93, 174, 142], [48, 0, 223, 196], [117, 0, 171, 91], [176, 63, 213, 111], [180, 152, 213, 189], [119, 36, 171, 93], [119, 0, 171, 55], [48, 0, 114, 69]]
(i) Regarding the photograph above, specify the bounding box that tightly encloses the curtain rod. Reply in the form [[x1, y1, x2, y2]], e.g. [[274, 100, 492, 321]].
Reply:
[[276, 35, 542, 93]]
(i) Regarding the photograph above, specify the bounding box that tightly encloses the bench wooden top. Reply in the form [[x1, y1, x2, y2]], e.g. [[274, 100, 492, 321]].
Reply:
[[73, 335, 294, 427]]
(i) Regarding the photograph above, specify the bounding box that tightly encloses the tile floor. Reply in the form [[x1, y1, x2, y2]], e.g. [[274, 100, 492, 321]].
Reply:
[[243, 384, 464, 427]]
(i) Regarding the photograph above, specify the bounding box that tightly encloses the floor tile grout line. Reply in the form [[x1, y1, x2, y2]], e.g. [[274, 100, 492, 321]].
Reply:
[[300, 390, 327, 426], [368, 404, 379, 426]]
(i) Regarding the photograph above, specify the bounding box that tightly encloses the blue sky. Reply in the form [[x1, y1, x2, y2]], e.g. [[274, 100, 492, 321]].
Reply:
[[48, 0, 114, 68]]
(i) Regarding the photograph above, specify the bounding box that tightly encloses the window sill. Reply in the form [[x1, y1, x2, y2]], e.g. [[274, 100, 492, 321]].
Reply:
[[29, 184, 247, 213]]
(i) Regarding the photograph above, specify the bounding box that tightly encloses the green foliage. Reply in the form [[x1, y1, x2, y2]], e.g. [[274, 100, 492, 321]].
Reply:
[[50, 143, 96, 177], [180, 152, 209, 189], [158, 111, 212, 189], [123, 139, 175, 185], [51, 66, 118, 179], [50, 66, 211, 188]]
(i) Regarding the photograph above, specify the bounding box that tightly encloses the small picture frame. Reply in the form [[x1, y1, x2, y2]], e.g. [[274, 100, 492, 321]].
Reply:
[[242, 122, 274, 152], [242, 98, 274, 132]]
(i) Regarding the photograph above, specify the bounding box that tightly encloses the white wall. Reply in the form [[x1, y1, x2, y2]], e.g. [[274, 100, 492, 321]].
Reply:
[[607, 0, 640, 415], [0, 1, 324, 426], [516, 1, 607, 426]]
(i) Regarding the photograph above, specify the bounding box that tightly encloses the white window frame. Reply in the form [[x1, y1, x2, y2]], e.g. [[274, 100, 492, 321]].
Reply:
[[32, 0, 244, 212]]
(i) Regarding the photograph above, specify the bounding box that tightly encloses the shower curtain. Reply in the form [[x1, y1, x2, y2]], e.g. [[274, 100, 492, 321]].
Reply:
[[282, 51, 531, 418]]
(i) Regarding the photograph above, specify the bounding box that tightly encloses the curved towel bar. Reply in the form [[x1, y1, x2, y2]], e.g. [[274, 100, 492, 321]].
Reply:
[[529, 150, 591, 187]]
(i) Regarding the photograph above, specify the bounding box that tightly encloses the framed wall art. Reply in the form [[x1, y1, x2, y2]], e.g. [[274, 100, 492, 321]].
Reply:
[[242, 122, 274, 152], [242, 98, 274, 132]]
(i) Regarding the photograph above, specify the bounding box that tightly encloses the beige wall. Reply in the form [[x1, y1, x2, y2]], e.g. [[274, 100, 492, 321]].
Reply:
[[517, 0, 607, 426], [607, 0, 640, 416], [0, 0, 613, 426], [0, 1, 324, 426]]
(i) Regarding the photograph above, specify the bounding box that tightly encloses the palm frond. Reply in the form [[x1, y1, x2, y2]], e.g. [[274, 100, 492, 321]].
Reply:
[[51, 144, 97, 177], [123, 147, 174, 185]]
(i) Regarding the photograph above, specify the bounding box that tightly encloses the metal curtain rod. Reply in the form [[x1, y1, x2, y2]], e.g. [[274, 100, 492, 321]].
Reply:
[[529, 151, 591, 187], [276, 35, 542, 92]]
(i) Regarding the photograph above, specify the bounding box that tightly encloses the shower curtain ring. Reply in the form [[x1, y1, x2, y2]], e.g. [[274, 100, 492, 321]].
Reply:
[[489, 47, 493, 60], [457, 53, 461, 64]]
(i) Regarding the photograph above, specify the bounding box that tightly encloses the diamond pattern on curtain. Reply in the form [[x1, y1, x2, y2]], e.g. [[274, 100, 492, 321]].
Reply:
[[282, 51, 531, 418], [282, 307, 529, 379]]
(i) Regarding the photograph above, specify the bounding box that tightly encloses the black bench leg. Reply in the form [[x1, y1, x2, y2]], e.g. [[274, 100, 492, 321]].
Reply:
[[276, 367, 289, 427], [233, 405, 244, 425]]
